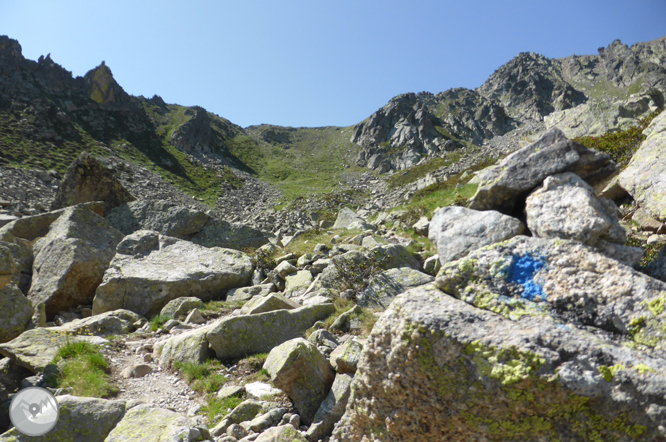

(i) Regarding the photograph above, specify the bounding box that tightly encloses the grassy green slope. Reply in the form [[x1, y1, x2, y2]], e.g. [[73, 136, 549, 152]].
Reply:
[[231, 125, 365, 203]]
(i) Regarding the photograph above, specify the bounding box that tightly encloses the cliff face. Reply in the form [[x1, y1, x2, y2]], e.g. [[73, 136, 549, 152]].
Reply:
[[352, 36, 666, 173]]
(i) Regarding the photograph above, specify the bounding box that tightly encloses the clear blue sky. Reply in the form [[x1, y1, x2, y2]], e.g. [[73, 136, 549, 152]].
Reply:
[[1, 1, 664, 128]]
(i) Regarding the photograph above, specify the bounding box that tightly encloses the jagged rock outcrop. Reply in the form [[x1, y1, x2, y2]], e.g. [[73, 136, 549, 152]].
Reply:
[[50, 152, 136, 212], [170, 106, 228, 155]]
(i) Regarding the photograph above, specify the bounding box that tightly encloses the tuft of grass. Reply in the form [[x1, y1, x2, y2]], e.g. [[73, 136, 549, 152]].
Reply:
[[201, 300, 245, 314], [173, 359, 228, 394], [319, 298, 377, 337], [386, 154, 461, 189], [50, 339, 117, 398], [201, 396, 245, 423], [149, 315, 174, 331], [626, 236, 666, 269], [574, 108, 663, 167]]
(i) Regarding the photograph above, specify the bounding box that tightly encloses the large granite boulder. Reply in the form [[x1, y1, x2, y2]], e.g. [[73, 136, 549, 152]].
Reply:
[[331, 282, 666, 441], [0, 203, 104, 242], [469, 128, 615, 212], [428, 206, 525, 265], [526, 172, 626, 245], [264, 338, 335, 425], [434, 235, 666, 339], [0, 395, 125, 442], [50, 152, 135, 212], [105, 199, 210, 237], [0, 235, 33, 294], [92, 230, 254, 317], [28, 205, 124, 319], [206, 304, 335, 360], [617, 109, 666, 220], [0, 283, 33, 343], [356, 267, 433, 310]]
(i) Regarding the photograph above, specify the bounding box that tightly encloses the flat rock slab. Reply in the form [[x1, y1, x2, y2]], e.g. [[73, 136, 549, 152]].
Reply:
[[428, 206, 525, 265], [206, 304, 335, 361], [93, 230, 253, 317], [526, 172, 625, 244], [618, 110, 666, 221], [307, 373, 353, 442], [357, 267, 433, 310], [240, 293, 300, 315], [104, 403, 206, 442], [469, 127, 614, 212], [331, 284, 666, 442], [226, 284, 275, 302]]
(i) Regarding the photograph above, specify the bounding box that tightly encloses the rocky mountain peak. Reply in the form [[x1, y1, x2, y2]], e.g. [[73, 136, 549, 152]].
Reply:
[[83, 61, 131, 105], [170, 106, 228, 155]]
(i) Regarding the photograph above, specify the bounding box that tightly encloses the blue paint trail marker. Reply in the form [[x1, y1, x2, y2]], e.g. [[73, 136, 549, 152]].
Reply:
[[506, 253, 546, 301]]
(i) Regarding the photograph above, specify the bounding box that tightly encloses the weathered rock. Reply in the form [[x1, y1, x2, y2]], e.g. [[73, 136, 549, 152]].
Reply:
[[105, 402, 207, 442], [0, 327, 107, 373], [160, 296, 206, 319], [254, 424, 308, 442], [617, 110, 666, 220], [51, 152, 135, 211], [188, 218, 273, 250], [411, 216, 429, 237], [105, 199, 210, 237], [184, 308, 205, 324], [247, 407, 288, 433], [206, 304, 335, 361], [329, 339, 363, 374], [157, 322, 216, 367], [526, 172, 625, 244], [210, 400, 275, 437], [284, 270, 313, 297], [307, 329, 339, 350], [435, 236, 666, 343], [0, 283, 33, 343], [121, 364, 153, 379], [0, 235, 34, 294], [423, 254, 441, 275], [633, 207, 664, 232], [275, 261, 297, 279], [28, 205, 124, 319], [226, 284, 275, 302], [470, 128, 615, 212], [0, 245, 15, 289], [240, 294, 300, 315], [217, 385, 246, 400], [0, 395, 125, 442], [245, 382, 282, 400], [63, 309, 144, 336], [264, 338, 335, 424], [331, 283, 666, 441], [332, 208, 374, 231], [428, 206, 525, 265], [93, 231, 253, 317], [306, 373, 353, 442], [356, 267, 433, 310], [594, 240, 644, 267]]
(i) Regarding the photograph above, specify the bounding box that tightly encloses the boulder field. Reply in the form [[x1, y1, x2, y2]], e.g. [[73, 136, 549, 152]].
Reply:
[[1, 90, 666, 442]]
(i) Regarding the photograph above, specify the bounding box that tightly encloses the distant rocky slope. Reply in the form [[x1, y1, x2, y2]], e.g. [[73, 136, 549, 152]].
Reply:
[[353, 36, 666, 173]]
